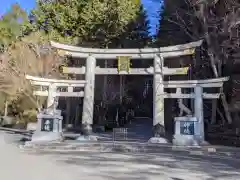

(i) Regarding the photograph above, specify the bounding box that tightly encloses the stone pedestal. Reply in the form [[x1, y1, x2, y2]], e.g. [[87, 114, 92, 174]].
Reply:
[[173, 116, 203, 146], [31, 111, 63, 143]]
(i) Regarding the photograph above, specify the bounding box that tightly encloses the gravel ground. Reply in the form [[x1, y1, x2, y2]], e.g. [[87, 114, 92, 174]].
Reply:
[[0, 132, 79, 180], [1, 131, 240, 180]]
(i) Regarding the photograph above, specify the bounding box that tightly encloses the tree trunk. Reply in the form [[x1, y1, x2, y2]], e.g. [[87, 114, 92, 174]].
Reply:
[[198, 3, 232, 124]]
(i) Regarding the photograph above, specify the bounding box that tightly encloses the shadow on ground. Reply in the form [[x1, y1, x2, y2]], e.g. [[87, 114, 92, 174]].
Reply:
[[18, 117, 240, 180], [95, 117, 153, 143], [33, 148, 240, 180]]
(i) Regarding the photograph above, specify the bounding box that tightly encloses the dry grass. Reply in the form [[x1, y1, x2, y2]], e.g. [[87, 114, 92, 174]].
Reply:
[[0, 32, 61, 114]]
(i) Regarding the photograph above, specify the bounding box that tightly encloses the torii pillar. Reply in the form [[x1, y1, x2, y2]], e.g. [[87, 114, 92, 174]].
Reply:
[[81, 55, 96, 135], [150, 54, 168, 143]]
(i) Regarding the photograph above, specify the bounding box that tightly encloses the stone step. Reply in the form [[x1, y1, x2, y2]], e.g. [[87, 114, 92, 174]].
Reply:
[[21, 140, 240, 158]]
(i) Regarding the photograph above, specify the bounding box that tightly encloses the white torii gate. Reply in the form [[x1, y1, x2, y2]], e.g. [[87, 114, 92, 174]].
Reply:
[[25, 75, 86, 112], [26, 40, 229, 144], [25, 75, 87, 142]]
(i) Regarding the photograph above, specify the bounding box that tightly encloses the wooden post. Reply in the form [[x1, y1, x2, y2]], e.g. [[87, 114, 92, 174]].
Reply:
[[103, 60, 108, 100], [153, 54, 165, 138], [82, 55, 96, 135], [194, 86, 205, 142], [4, 100, 8, 117], [65, 98, 71, 125], [211, 99, 217, 124], [66, 86, 73, 125], [75, 104, 80, 127]]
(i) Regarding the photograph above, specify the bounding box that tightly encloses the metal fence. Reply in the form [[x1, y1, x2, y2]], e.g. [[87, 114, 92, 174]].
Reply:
[[112, 128, 128, 143]]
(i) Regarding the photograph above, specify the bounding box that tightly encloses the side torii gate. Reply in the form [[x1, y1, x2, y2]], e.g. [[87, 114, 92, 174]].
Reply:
[[25, 75, 86, 142], [25, 75, 86, 111], [26, 40, 229, 144]]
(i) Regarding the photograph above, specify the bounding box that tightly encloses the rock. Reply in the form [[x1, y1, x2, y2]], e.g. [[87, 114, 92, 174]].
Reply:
[[1, 116, 14, 126], [112, 145, 132, 153], [200, 140, 209, 146], [148, 137, 169, 144], [31, 132, 64, 143], [153, 123, 165, 137], [76, 135, 98, 141], [27, 123, 37, 131], [172, 134, 199, 146], [13, 123, 26, 129]]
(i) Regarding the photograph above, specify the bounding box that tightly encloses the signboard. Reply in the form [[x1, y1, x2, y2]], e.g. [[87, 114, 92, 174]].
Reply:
[[117, 56, 131, 73], [175, 67, 189, 75], [41, 118, 54, 132], [180, 121, 194, 135]]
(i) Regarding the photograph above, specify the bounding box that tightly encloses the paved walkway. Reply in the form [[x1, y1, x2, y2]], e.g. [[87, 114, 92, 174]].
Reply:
[[1, 132, 240, 180]]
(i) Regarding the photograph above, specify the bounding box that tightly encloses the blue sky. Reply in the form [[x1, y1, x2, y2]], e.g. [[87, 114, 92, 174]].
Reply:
[[0, 0, 161, 35]]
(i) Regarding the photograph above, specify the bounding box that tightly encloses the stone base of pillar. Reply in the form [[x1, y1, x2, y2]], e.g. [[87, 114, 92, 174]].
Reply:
[[148, 137, 169, 144], [81, 123, 93, 136], [172, 134, 208, 146], [76, 135, 98, 141], [148, 123, 169, 144], [31, 132, 63, 143], [79, 123, 98, 141], [153, 123, 165, 137]]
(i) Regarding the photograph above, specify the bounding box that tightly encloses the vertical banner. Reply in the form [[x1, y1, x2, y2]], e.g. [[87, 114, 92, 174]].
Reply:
[[117, 56, 131, 73]]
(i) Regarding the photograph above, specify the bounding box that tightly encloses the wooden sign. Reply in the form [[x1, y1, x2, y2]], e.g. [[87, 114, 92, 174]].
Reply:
[[117, 56, 131, 73]]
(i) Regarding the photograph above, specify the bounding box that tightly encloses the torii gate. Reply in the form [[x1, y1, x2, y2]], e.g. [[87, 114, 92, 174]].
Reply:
[[27, 40, 229, 144], [25, 75, 86, 111]]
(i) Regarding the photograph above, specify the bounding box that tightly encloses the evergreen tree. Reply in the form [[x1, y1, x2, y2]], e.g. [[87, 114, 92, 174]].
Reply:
[[155, 0, 197, 46], [118, 5, 151, 48], [0, 3, 30, 51], [31, 0, 141, 47]]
